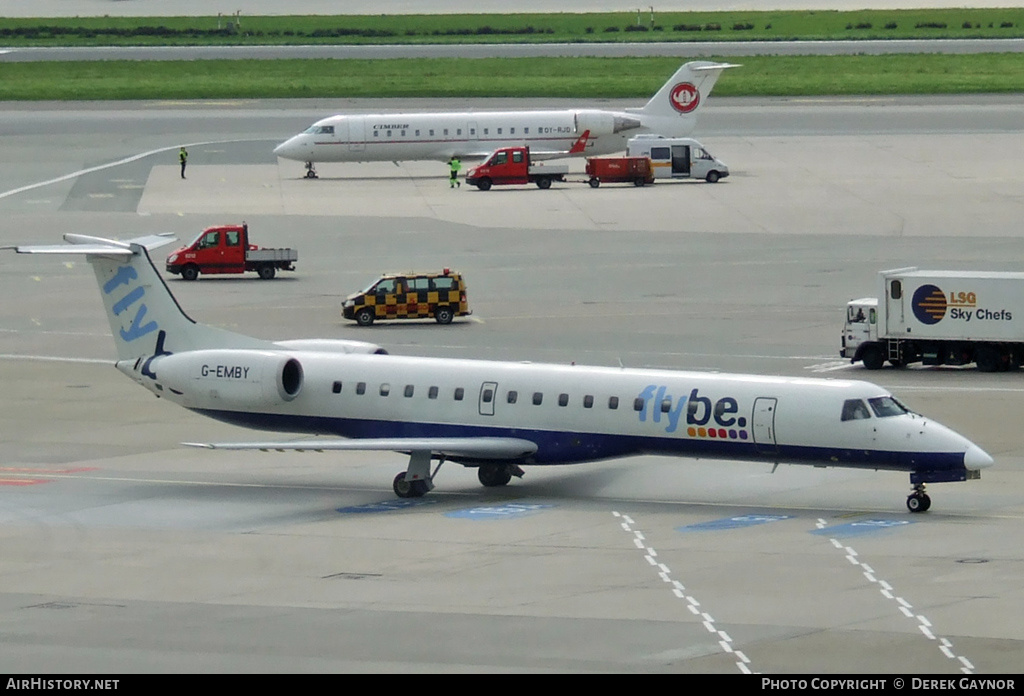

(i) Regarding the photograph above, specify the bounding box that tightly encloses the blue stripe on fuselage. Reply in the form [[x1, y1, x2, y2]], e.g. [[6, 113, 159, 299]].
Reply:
[[189, 408, 969, 474]]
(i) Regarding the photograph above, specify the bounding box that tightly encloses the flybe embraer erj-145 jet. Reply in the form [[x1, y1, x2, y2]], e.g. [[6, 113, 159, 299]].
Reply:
[[8, 235, 992, 512], [273, 60, 737, 178]]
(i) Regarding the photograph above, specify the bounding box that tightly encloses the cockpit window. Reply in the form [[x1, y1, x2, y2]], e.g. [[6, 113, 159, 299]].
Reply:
[[304, 125, 335, 135], [841, 399, 871, 421], [868, 396, 908, 418]]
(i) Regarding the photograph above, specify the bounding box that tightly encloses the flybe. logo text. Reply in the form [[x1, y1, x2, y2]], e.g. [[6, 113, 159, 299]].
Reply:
[[637, 385, 749, 440]]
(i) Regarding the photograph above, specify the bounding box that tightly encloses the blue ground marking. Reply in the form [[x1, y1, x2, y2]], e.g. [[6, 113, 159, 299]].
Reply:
[[677, 514, 793, 532], [337, 498, 440, 514], [446, 503, 553, 520], [810, 519, 913, 538]]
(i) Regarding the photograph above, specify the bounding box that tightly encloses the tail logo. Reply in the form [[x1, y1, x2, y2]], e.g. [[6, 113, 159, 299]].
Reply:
[[669, 83, 700, 114], [103, 265, 160, 341]]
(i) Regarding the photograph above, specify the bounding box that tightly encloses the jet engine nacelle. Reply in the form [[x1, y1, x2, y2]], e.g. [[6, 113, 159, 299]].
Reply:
[[576, 110, 643, 136], [152, 349, 303, 409], [273, 339, 387, 355]]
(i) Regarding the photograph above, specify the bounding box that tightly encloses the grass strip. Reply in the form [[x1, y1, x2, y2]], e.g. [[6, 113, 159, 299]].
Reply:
[[0, 10, 1022, 45], [2, 55, 1024, 101]]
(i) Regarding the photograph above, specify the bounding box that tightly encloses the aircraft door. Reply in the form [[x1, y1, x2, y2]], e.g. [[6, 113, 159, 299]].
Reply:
[[671, 145, 691, 177], [349, 116, 365, 152], [478, 382, 498, 416], [752, 397, 779, 454], [469, 121, 478, 143]]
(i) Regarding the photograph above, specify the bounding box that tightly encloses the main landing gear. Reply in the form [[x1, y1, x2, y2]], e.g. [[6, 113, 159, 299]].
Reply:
[[304, 161, 318, 179], [390, 453, 525, 499], [906, 483, 932, 513]]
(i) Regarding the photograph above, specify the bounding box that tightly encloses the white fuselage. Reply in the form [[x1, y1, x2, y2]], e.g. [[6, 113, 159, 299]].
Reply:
[[273, 108, 689, 164], [134, 349, 989, 476]]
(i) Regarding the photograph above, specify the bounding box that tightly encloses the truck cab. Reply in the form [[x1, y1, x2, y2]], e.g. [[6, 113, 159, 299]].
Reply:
[[841, 298, 879, 363], [626, 135, 729, 183], [165, 223, 297, 281], [464, 147, 568, 190]]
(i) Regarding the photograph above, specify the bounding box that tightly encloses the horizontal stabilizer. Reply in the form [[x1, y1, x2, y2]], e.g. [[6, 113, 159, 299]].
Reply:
[[8, 233, 177, 256], [183, 436, 538, 460]]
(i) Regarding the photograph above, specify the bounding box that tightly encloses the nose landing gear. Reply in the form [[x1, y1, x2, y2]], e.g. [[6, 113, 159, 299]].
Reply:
[[304, 161, 318, 179]]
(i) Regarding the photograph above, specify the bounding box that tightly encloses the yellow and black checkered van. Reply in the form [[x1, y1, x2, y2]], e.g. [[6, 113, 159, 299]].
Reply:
[[342, 270, 471, 326]]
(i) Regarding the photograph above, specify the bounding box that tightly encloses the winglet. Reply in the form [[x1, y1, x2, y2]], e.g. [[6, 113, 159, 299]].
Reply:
[[569, 129, 591, 154]]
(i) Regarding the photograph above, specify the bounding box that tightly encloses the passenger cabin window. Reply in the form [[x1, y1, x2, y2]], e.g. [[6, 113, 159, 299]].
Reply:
[[533, 392, 543, 406], [661, 398, 672, 413], [428, 386, 439, 399], [380, 384, 391, 397], [841, 399, 871, 421], [332, 381, 342, 394], [507, 391, 518, 404], [482, 388, 494, 403], [356, 382, 366, 395], [583, 395, 594, 408], [454, 388, 464, 401], [869, 396, 908, 418], [608, 396, 619, 410], [558, 393, 569, 407], [633, 398, 645, 412], [404, 385, 414, 398]]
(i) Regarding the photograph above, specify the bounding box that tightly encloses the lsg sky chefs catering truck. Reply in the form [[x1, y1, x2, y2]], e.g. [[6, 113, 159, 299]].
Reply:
[[842, 268, 1024, 372]]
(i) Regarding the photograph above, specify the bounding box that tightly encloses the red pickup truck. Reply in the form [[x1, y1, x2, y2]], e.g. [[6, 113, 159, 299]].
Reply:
[[165, 224, 297, 280]]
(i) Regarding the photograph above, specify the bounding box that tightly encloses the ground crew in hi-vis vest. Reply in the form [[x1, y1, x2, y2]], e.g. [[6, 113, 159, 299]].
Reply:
[[179, 147, 188, 179], [449, 156, 461, 188]]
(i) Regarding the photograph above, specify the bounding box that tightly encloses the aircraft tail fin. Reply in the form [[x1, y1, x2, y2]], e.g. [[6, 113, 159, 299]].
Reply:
[[10, 233, 270, 362], [636, 61, 739, 120]]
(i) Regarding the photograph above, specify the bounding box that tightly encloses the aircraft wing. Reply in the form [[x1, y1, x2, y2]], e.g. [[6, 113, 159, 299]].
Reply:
[[183, 436, 538, 460]]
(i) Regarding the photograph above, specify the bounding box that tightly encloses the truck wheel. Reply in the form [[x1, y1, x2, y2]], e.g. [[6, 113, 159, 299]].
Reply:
[[588, 178, 600, 188], [181, 265, 199, 281], [355, 308, 375, 327], [706, 171, 721, 183], [476, 178, 492, 191], [258, 265, 276, 280], [434, 306, 454, 325], [975, 345, 1005, 372], [861, 345, 884, 370], [634, 178, 645, 187], [536, 177, 552, 190]]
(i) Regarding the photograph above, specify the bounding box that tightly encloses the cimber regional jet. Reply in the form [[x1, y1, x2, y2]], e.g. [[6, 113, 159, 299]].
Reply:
[[273, 60, 737, 178]]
